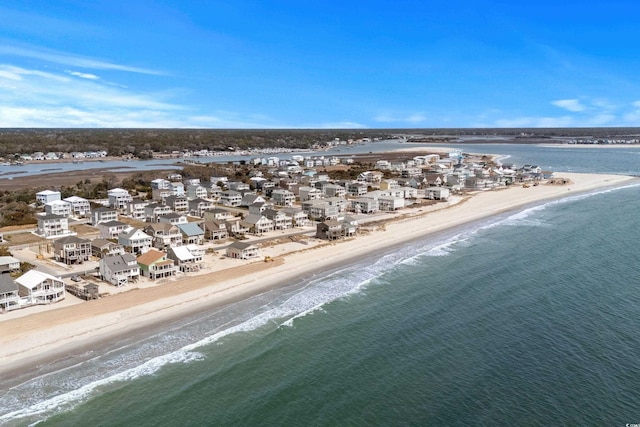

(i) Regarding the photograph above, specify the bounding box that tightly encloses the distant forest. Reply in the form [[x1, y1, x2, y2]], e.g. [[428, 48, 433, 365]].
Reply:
[[0, 127, 638, 158], [0, 129, 394, 158]]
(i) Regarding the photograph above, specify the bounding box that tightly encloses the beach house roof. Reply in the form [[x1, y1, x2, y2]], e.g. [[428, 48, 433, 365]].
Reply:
[[54, 235, 90, 245], [0, 256, 21, 266], [15, 270, 60, 290], [0, 274, 17, 294], [103, 254, 137, 273], [169, 245, 196, 262], [177, 223, 204, 237], [136, 249, 166, 265]]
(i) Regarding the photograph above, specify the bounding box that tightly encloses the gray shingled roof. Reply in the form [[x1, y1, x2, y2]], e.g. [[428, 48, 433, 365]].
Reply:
[[103, 254, 137, 272], [0, 274, 17, 294]]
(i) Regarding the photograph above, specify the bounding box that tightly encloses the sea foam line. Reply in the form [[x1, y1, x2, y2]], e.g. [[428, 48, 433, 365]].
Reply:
[[404, 181, 640, 262], [0, 350, 204, 424], [1, 255, 400, 423]]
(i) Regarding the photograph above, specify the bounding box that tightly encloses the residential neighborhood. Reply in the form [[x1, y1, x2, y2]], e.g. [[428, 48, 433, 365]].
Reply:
[[0, 149, 549, 314]]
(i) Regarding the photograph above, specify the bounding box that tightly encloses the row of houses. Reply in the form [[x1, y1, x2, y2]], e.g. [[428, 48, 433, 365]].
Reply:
[[97, 241, 258, 287], [13, 150, 108, 162]]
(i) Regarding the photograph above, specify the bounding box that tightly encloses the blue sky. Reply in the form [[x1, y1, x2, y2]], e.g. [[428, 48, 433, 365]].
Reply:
[[1, 0, 640, 128]]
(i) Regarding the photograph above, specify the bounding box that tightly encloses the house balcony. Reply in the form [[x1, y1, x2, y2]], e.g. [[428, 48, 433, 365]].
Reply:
[[0, 294, 20, 310]]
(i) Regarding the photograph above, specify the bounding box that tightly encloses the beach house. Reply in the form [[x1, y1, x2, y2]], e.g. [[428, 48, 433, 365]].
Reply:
[[15, 270, 65, 304], [118, 228, 152, 255], [426, 187, 450, 200], [144, 203, 172, 222], [203, 208, 236, 222], [36, 190, 61, 205], [36, 214, 73, 238], [63, 196, 91, 218], [0, 256, 21, 274], [45, 200, 72, 217], [280, 207, 310, 227], [186, 184, 208, 200], [97, 220, 128, 239], [271, 189, 296, 207], [202, 220, 228, 240], [91, 239, 126, 259], [188, 198, 214, 217], [137, 249, 178, 280], [177, 222, 205, 245], [316, 220, 345, 240], [351, 198, 379, 214], [165, 195, 189, 213], [157, 213, 188, 226], [220, 190, 242, 207], [241, 214, 275, 235], [53, 235, 91, 265], [144, 223, 183, 249], [107, 188, 133, 211], [126, 199, 149, 220], [302, 200, 338, 221], [167, 245, 204, 272], [91, 207, 118, 226], [99, 253, 140, 287], [263, 208, 292, 230], [0, 274, 19, 311], [226, 241, 259, 259]]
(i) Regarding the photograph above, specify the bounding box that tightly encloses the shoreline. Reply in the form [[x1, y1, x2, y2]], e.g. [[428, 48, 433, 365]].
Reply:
[[0, 172, 637, 383]]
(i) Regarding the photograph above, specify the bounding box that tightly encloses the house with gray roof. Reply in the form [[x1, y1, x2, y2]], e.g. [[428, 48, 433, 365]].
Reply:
[[144, 223, 183, 249], [91, 206, 118, 226], [118, 228, 152, 255], [98, 220, 128, 239], [202, 220, 228, 240], [165, 195, 189, 213], [241, 214, 275, 235], [240, 193, 266, 207], [188, 198, 214, 217], [226, 241, 259, 259], [144, 203, 172, 222], [263, 208, 292, 230], [127, 198, 149, 220], [53, 235, 91, 264], [99, 253, 140, 287], [0, 274, 19, 311], [158, 212, 188, 226], [91, 239, 125, 258]]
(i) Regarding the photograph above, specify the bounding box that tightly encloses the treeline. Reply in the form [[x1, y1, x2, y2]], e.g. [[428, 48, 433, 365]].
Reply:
[[0, 129, 397, 158]]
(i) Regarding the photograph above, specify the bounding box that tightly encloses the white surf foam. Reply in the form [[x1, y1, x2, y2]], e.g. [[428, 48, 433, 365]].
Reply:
[[0, 350, 204, 424]]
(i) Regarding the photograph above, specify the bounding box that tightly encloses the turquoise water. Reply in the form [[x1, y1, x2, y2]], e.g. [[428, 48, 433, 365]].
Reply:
[[2, 149, 640, 425]]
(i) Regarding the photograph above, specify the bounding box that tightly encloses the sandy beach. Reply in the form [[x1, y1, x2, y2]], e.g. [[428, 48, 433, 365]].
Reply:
[[0, 172, 637, 381]]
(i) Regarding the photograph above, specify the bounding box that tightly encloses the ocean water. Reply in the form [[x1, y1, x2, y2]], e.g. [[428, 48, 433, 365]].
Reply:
[[1, 147, 640, 426]]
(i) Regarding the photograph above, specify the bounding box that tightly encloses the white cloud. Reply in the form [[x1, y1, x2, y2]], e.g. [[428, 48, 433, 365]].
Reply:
[[67, 71, 100, 80], [551, 99, 586, 112], [0, 45, 164, 75], [0, 64, 288, 128]]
